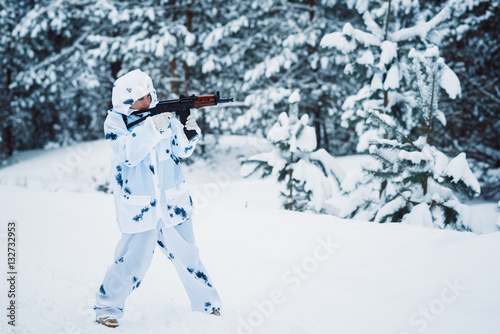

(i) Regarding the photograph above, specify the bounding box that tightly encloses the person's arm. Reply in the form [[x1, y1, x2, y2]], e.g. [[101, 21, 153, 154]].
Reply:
[[104, 111, 166, 167], [170, 116, 199, 159]]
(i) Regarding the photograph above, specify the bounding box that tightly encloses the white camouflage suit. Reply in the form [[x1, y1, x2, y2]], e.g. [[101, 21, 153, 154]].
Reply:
[[94, 69, 222, 320]]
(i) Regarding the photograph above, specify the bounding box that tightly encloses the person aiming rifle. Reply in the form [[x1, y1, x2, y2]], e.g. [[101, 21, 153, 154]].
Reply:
[[94, 69, 228, 328]]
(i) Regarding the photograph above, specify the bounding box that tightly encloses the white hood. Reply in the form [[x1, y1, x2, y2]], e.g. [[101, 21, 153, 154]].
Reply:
[[111, 69, 159, 115]]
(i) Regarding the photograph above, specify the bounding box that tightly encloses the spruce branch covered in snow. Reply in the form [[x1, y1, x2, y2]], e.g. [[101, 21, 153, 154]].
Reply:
[[343, 46, 480, 232]]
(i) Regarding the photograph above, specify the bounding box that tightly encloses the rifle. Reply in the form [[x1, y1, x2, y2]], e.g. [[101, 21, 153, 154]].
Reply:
[[124, 91, 233, 140]]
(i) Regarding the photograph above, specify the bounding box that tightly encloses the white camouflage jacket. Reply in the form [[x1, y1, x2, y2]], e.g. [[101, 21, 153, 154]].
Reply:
[[104, 69, 198, 234]]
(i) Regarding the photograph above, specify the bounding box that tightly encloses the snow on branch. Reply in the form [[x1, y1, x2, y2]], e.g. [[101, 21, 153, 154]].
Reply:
[[374, 195, 407, 224], [379, 41, 398, 66], [390, 3, 452, 42], [320, 22, 381, 53], [367, 111, 420, 151], [362, 11, 385, 40], [442, 153, 481, 197], [203, 16, 249, 50], [320, 32, 355, 53], [409, 47, 462, 100], [309, 148, 346, 186], [343, 22, 381, 47], [17, 31, 90, 77], [440, 64, 462, 99], [243, 49, 298, 85]]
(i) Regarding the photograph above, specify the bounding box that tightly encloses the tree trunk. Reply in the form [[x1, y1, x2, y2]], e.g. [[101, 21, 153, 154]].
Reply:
[[183, 6, 193, 96], [426, 74, 436, 144], [379, 0, 392, 198], [314, 108, 321, 149], [170, 0, 179, 95], [322, 120, 329, 148], [422, 73, 436, 195], [5, 67, 14, 156], [309, 0, 322, 149], [171, 59, 179, 95], [384, 0, 392, 41]]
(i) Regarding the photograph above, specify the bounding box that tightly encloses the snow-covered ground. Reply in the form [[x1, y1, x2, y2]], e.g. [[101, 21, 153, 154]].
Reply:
[[0, 136, 499, 334]]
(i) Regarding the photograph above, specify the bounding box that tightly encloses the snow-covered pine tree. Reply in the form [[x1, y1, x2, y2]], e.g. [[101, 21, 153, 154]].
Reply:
[[200, 0, 356, 153], [0, 0, 33, 161], [5, 0, 217, 154], [84, 0, 202, 99], [241, 90, 345, 213], [319, 0, 488, 167], [438, 2, 500, 201], [347, 46, 480, 231], [319, 0, 481, 155], [319, 0, 486, 227], [8, 0, 109, 149]]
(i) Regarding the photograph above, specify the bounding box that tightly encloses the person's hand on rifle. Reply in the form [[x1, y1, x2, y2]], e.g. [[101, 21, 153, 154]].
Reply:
[[153, 112, 174, 133], [184, 114, 201, 135]]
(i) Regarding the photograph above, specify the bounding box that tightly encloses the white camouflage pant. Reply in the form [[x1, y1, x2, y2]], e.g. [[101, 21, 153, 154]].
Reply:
[[94, 219, 222, 319]]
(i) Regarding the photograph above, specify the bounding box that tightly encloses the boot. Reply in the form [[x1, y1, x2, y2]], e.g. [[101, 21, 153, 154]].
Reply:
[[96, 316, 119, 328]]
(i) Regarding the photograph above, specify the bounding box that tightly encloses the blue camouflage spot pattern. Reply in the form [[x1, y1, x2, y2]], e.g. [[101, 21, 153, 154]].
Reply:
[[116, 173, 123, 188], [170, 153, 179, 165], [132, 206, 150, 222], [105, 132, 118, 140], [174, 206, 187, 219]]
